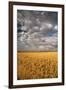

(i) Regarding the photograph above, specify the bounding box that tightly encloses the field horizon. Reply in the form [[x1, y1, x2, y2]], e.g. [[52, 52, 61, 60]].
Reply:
[[17, 51, 58, 80]]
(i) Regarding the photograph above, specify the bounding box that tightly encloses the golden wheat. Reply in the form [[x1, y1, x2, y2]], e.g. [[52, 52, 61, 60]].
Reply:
[[17, 52, 58, 80]]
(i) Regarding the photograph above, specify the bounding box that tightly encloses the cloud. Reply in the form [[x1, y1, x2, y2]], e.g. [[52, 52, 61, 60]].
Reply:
[[17, 10, 58, 51]]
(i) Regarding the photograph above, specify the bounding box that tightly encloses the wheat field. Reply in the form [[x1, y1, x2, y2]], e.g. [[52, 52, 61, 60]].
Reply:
[[17, 52, 58, 80]]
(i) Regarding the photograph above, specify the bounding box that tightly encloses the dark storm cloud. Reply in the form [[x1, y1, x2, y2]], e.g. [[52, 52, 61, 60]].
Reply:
[[17, 10, 58, 51]]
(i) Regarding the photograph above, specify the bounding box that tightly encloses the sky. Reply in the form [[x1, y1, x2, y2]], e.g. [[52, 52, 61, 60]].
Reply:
[[17, 10, 58, 51]]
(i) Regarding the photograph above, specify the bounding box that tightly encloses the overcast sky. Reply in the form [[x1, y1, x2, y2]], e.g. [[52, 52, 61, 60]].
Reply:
[[17, 10, 58, 51]]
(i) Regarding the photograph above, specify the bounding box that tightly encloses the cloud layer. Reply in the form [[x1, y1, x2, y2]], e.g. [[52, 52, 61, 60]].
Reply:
[[17, 10, 58, 51]]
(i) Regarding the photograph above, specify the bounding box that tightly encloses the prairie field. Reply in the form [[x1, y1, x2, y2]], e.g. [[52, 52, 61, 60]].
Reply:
[[17, 52, 58, 80]]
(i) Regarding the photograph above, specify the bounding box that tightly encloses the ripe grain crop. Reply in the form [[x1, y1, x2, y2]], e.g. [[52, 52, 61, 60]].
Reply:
[[17, 52, 58, 80]]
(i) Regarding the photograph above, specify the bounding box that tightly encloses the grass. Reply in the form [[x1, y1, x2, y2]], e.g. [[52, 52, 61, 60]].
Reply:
[[17, 52, 58, 80]]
